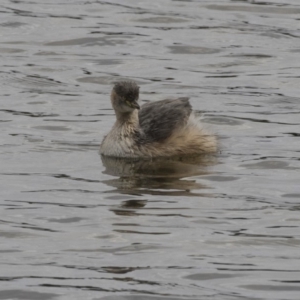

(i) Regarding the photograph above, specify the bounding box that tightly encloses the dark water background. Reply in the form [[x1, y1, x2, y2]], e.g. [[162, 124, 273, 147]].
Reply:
[[1, 0, 300, 299]]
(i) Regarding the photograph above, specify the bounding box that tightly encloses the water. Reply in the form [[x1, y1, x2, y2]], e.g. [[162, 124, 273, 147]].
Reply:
[[1, 0, 300, 299]]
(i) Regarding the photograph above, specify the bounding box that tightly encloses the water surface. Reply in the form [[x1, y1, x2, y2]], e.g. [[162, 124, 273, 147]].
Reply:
[[0, 0, 300, 299]]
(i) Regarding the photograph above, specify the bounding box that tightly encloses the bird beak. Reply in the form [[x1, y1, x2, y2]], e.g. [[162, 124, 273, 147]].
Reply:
[[132, 101, 140, 110]]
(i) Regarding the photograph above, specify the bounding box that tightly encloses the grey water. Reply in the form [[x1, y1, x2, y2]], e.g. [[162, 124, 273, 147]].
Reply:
[[0, 0, 300, 299]]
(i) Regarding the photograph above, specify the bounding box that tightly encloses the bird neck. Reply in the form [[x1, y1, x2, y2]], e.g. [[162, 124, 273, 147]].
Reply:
[[115, 109, 139, 128]]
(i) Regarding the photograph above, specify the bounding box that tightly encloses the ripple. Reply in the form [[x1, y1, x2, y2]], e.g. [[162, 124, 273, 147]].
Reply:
[[33, 125, 70, 131], [282, 194, 300, 198], [240, 161, 297, 170], [1, 109, 58, 118], [201, 175, 239, 182], [77, 76, 145, 85], [186, 272, 240, 280], [203, 117, 243, 126], [168, 45, 220, 54], [0, 231, 38, 238], [46, 36, 128, 46], [0, 48, 25, 53], [0, 22, 27, 28], [47, 217, 84, 223], [0, 72, 67, 90], [0, 290, 58, 300], [135, 17, 188, 23], [98, 296, 199, 300], [240, 284, 300, 291], [114, 230, 170, 235], [206, 5, 300, 15]]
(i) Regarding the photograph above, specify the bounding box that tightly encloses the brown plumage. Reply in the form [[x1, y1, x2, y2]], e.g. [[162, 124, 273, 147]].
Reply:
[[100, 81, 217, 159]]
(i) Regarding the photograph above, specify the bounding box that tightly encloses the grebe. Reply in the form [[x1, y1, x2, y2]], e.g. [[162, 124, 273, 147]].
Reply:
[[100, 81, 217, 158]]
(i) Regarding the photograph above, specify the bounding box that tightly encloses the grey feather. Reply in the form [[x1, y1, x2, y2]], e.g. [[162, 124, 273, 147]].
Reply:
[[138, 97, 192, 143]]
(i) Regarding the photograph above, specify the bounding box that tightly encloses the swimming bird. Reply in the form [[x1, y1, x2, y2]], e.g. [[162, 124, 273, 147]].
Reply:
[[100, 81, 217, 159]]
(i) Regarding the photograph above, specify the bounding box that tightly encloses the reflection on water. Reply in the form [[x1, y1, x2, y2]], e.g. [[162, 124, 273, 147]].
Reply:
[[101, 154, 216, 177], [101, 155, 216, 197], [1, 0, 300, 299]]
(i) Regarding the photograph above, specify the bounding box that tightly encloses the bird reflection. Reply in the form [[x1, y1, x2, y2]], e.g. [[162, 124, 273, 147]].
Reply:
[[101, 155, 217, 197]]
